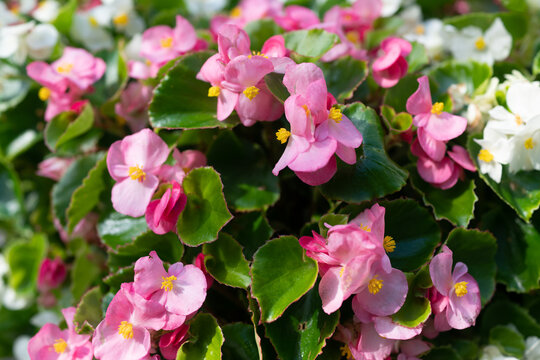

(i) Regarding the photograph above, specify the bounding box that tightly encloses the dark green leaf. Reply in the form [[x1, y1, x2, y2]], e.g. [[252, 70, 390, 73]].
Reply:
[[0, 160, 23, 221], [424, 347, 461, 360], [103, 266, 134, 292], [381, 199, 441, 272], [321, 103, 408, 202], [445, 228, 497, 305], [383, 74, 421, 113], [318, 214, 348, 238], [489, 325, 525, 357], [5, 234, 47, 294], [480, 300, 540, 338], [252, 236, 318, 322], [284, 29, 339, 59], [177, 167, 233, 246], [407, 42, 429, 73], [319, 57, 368, 102], [45, 104, 94, 150], [264, 72, 290, 104], [244, 19, 283, 51], [429, 61, 492, 98], [177, 313, 224, 360], [207, 131, 279, 211], [150, 51, 239, 129], [392, 292, 431, 328], [98, 211, 148, 249], [203, 233, 251, 289], [73, 287, 102, 334], [409, 165, 478, 227], [52, 0, 77, 34], [223, 211, 273, 260], [265, 286, 339, 360], [222, 323, 260, 360]]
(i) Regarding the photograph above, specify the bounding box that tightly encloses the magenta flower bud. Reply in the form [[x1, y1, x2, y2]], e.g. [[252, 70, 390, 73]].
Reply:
[[145, 181, 187, 235], [159, 325, 189, 360], [37, 258, 67, 292]]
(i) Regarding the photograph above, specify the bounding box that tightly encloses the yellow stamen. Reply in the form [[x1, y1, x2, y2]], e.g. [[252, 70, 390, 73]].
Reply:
[[383, 236, 396, 253], [10, 5, 20, 14], [56, 63, 74, 74], [454, 281, 468, 297], [118, 321, 134, 339], [525, 137, 535, 150], [113, 12, 129, 26], [359, 223, 371, 232], [161, 275, 177, 292], [339, 266, 345, 278], [160, 36, 173, 48], [38, 87, 51, 101], [329, 107, 343, 123], [431, 102, 444, 115], [89, 16, 99, 27], [230, 6, 241, 18], [415, 25, 425, 35], [208, 86, 220, 97], [475, 37, 486, 51], [515, 115, 523, 126], [368, 275, 384, 295], [340, 344, 354, 360], [128, 165, 146, 182], [302, 104, 311, 117], [276, 128, 291, 144], [478, 149, 494, 163], [345, 30, 360, 44], [53, 338, 67, 354], [243, 86, 259, 100], [248, 51, 268, 59]]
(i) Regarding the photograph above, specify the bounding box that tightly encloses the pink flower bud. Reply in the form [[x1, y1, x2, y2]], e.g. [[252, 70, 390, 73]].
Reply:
[[37, 258, 67, 292], [159, 325, 189, 360]]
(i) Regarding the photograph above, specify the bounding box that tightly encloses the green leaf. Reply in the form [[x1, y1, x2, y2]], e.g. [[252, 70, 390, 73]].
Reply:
[[222, 323, 260, 360], [284, 29, 339, 59], [381, 199, 441, 272], [150, 51, 239, 129], [52, 0, 77, 34], [244, 19, 283, 51], [445, 228, 497, 305], [223, 211, 273, 260], [501, 0, 527, 11], [534, 50, 540, 76], [392, 291, 431, 328], [252, 236, 318, 322], [53, 153, 102, 227], [320, 103, 408, 202], [203, 233, 251, 289], [318, 214, 348, 238], [0, 160, 23, 221], [480, 300, 540, 338], [480, 207, 540, 293], [66, 153, 108, 233], [444, 12, 527, 40], [383, 74, 421, 113], [428, 60, 493, 98], [73, 287, 102, 334], [103, 266, 134, 292], [177, 313, 224, 360], [70, 241, 103, 301], [319, 57, 368, 102], [45, 105, 94, 150], [424, 347, 461, 360], [108, 231, 183, 270], [264, 286, 339, 360], [407, 42, 429, 73], [264, 72, 290, 103], [98, 211, 148, 249], [409, 165, 478, 227], [468, 135, 540, 222], [5, 234, 47, 294], [489, 325, 525, 358], [207, 131, 279, 211]]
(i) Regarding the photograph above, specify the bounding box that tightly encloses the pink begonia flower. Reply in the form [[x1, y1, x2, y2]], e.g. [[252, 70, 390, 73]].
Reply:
[[159, 325, 189, 360], [107, 129, 170, 217], [128, 60, 160, 80], [115, 82, 153, 132], [134, 251, 207, 318], [37, 258, 66, 292], [372, 37, 412, 88], [275, 5, 320, 31], [429, 245, 481, 331], [54, 213, 100, 244], [194, 253, 214, 289], [93, 283, 166, 360], [37, 157, 74, 181], [210, 0, 282, 35], [140, 16, 201, 66], [145, 181, 187, 235], [396, 338, 432, 360], [158, 149, 207, 184], [300, 204, 393, 313], [273, 63, 362, 185], [261, 35, 288, 58], [338, 322, 394, 360], [216, 24, 251, 63], [406, 76, 468, 158], [28, 307, 93, 360]]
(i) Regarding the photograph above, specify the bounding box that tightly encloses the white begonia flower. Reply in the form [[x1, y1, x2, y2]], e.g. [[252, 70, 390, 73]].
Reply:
[[0, 21, 35, 64], [125, 33, 143, 61], [444, 18, 512, 66], [13, 336, 31, 360], [381, 0, 402, 16], [525, 337, 540, 359], [101, 0, 145, 36], [480, 345, 519, 360], [70, 9, 114, 52], [399, 6, 444, 59], [0, 2, 20, 27], [26, 23, 58, 60], [508, 116, 540, 173], [19, 0, 37, 14], [32, 0, 60, 22], [474, 128, 513, 183], [184, 0, 227, 17], [466, 77, 500, 130]]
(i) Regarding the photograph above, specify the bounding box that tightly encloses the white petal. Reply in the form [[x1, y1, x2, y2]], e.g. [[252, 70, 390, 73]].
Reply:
[[485, 18, 512, 61]]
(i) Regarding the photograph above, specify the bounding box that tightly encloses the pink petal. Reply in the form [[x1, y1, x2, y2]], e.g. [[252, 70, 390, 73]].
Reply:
[[285, 95, 314, 140], [172, 16, 197, 54], [435, 163, 460, 190], [217, 88, 239, 121], [448, 145, 476, 172], [417, 127, 446, 162], [196, 53, 225, 85], [140, 26, 176, 65], [336, 143, 357, 164], [373, 316, 423, 340], [28, 324, 68, 360], [423, 112, 468, 141], [354, 322, 395, 360], [92, 321, 150, 360], [373, 56, 408, 88], [134, 251, 169, 298], [406, 75, 432, 115], [165, 264, 207, 315], [288, 137, 337, 172], [224, 55, 274, 87], [416, 155, 454, 185], [272, 135, 306, 175], [283, 62, 325, 95], [217, 24, 251, 63], [26, 61, 67, 93], [324, 116, 363, 148], [429, 245, 454, 295], [447, 274, 481, 330], [261, 35, 287, 57], [121, 129, 170, 172], [111, 174, 159, 217], [235, 83, 284, 126], [295, 156, 337, 185]]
